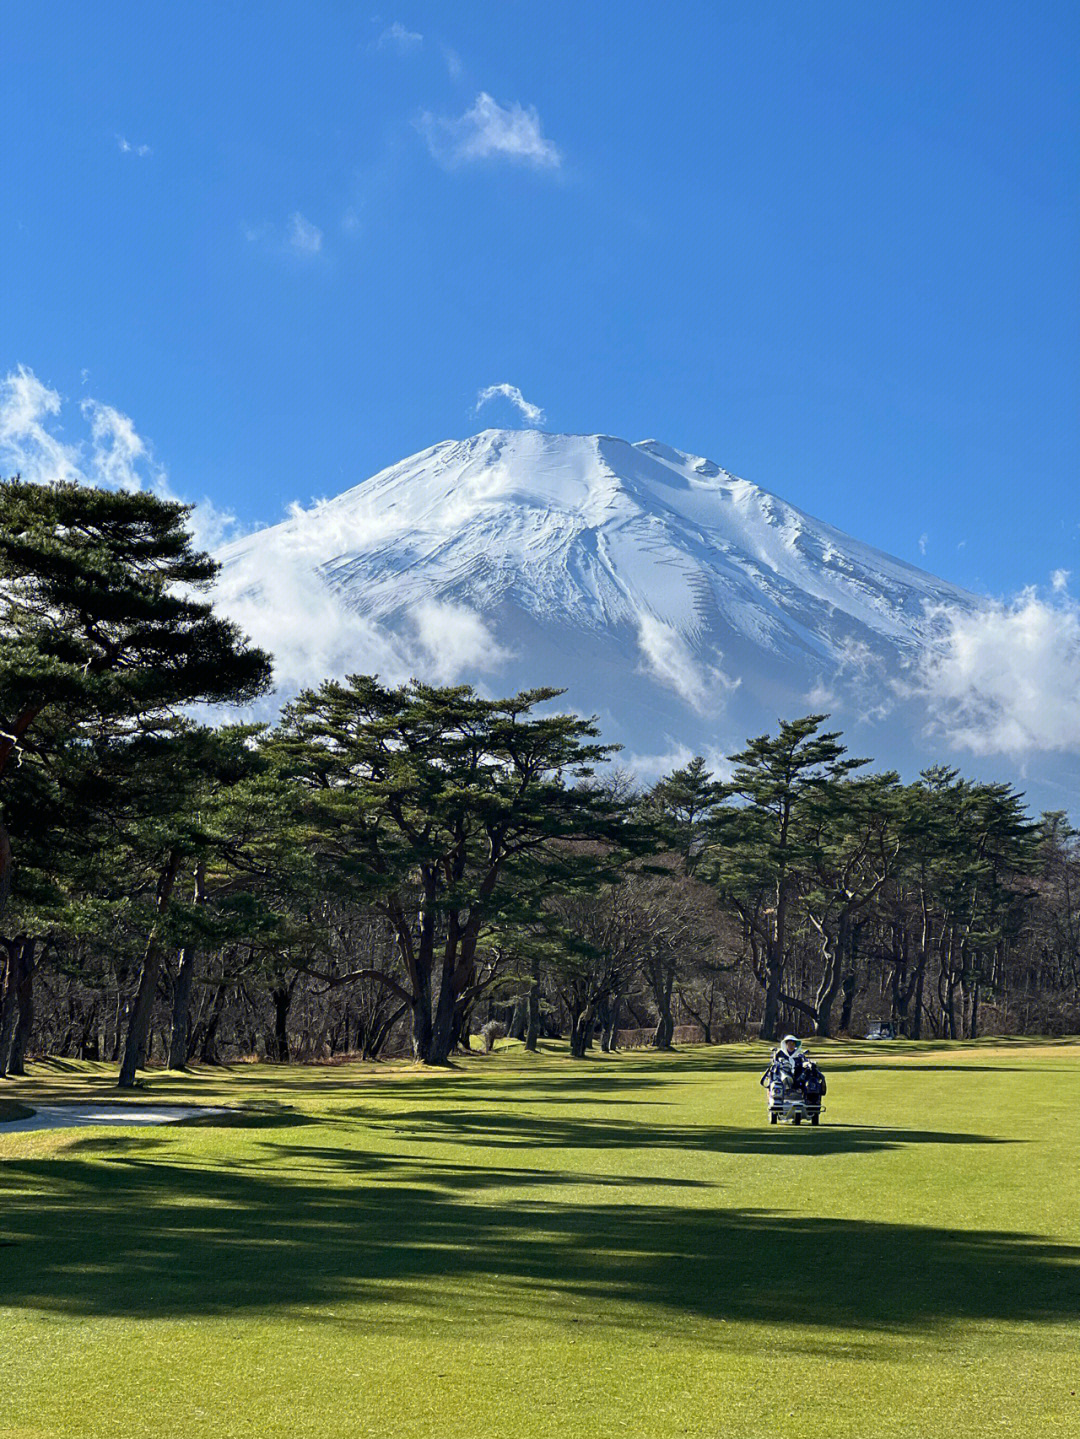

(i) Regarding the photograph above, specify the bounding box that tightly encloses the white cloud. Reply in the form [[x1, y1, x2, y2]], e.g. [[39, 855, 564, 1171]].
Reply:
[[918, 533, 928, 556], [418, 92, 562, 170], [442, 45, 463, 80], [117, 135, 152, 157], [209, 542, 516, 702], [622, 740, 736, 784], [82, 399, 151, 492], [918, 590, 1080, 755], [376, 21, 422, 51], [806, 679, 837, 709], [635, 614, 740, 714], [286, 212, 323, 256], [0, 364, 235, 551], [0, 366, 81, 485], [411, 600, 514, 682], [1051, 568, 1070, 593], [205, 486, 516, 698], [812, 636, 896, 725], [246, 213, 324, 259], [475, 384, 546, 427], [184, 496, 240, 553], [211, 545, 411, 699]]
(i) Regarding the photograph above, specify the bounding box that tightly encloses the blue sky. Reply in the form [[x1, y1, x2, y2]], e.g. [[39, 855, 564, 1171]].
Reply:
[[3, 1, 1077, 600]]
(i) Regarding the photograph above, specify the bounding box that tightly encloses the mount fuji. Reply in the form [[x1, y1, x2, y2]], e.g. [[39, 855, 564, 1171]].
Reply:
[[214, 428, 986, 779]]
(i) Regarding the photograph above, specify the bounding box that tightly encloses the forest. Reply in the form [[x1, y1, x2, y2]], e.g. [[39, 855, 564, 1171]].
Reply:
[[1, 477, 1077, 1083]]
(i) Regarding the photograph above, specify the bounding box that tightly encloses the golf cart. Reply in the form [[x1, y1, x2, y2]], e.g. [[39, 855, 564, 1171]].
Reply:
[[761, 1046, 827, 1125]]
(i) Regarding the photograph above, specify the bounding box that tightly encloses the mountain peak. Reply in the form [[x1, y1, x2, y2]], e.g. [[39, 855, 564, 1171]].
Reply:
[[213, 428, 977, 775]]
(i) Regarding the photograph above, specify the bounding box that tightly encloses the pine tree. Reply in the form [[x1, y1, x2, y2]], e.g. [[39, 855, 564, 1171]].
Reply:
[[0, 479, 271, 921], [647, 756, 724, 873], [267, 678, 642, 1063], [704, 715, 867, 1039]]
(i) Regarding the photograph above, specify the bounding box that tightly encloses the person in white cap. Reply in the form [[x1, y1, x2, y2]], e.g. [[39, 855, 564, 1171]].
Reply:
[[772, 1034, 809, 1088]]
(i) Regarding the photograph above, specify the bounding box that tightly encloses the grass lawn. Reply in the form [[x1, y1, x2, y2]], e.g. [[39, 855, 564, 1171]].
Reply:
[[1, 1040, 1078, 1439]]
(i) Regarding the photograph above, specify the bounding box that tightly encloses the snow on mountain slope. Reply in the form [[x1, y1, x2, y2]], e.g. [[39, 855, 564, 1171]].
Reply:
[[214, 429, 981, 774]]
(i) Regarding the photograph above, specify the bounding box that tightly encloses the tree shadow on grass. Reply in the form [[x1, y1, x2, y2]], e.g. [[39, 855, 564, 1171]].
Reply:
[[343, 1072, 682, 1102], [358, 1107, 1017, 1155], [0, 1130, 1072, 1336]]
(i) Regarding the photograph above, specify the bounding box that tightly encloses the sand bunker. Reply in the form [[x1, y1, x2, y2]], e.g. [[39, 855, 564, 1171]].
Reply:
[[0, 1103, 230, 1134]]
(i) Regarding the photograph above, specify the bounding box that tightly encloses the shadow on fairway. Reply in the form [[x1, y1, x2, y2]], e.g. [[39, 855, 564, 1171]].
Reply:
[[358, 1108, 1016, 1155], [0, 1128, 1073, 1336]]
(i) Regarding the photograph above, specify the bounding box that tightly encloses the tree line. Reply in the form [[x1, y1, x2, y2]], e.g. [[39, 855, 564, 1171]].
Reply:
[[1, 479, 1077, 1083]]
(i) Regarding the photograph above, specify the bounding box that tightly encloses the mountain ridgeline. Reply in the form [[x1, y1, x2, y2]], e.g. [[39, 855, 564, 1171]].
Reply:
[[214, 429, 978, 777]]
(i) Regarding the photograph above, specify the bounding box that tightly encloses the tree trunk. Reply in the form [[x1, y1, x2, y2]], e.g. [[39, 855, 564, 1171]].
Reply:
[[411, 966, 433, 1062], [81, 999, 101, 1061], [9, 939, 37, 1074], [118, 850, 182, 1088], [270, 981, 294, 1062], [941, 935, 959, 1039], [812, 923, 846, 1037], [758, 890, 789, 1041], [168, 948, 197, 1068], [569, 1006, 594, 1058], [649, 960, 676, 1049], [910, 946, 928, 1039], [506, 996, 527, 1041], [599, 993, 620, 1052], [428, 929, 470, 1064], [524, 954, 540, 1052], [759, 949, 783, 1040], [0, 938, 22, 1076], [966, 967, 983, 1036], [839, 969, 857, 1034], [168, 862, 205, 1069], [428, 985, 458, 1066], [198, 984, 228, 1064], [0, 818, 12, 930]]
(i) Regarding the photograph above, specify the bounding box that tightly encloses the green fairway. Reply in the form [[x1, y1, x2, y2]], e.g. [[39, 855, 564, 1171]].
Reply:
[[1, 1042, 1077, 1439]]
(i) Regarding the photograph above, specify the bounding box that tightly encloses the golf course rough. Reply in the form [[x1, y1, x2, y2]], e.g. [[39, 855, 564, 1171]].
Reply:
[[0, 1041, 1077, 1439]]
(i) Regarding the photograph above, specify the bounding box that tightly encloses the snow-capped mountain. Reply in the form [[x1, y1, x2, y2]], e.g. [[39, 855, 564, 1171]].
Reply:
[[214, 429, 980, 776]]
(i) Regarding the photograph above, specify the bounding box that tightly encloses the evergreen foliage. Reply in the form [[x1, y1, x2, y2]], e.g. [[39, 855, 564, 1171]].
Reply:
[[0, 479, 1076, 1073]]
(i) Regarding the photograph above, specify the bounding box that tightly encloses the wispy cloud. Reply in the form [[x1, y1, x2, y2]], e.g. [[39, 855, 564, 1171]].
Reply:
[[0, 364, 236, 552], [635, 614, 740, 714], [0, 366, 83, 485], [418, 92, 562, 170], [1051, 568, 1070, 593], [286, 212, 323, 256], [917, 587, 1080, 755], [117, 135, 152, 157], [246, 212, 324, 259], [375, 21, 422, 52], [411, 600, 514, 682], [212, 546, 410, 699], [475, 383, 546, 427], [918, 533, 928, 556], [211, 529, 516, 703], [83, 400, 151, 492], [442, 45, 463, 80]]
